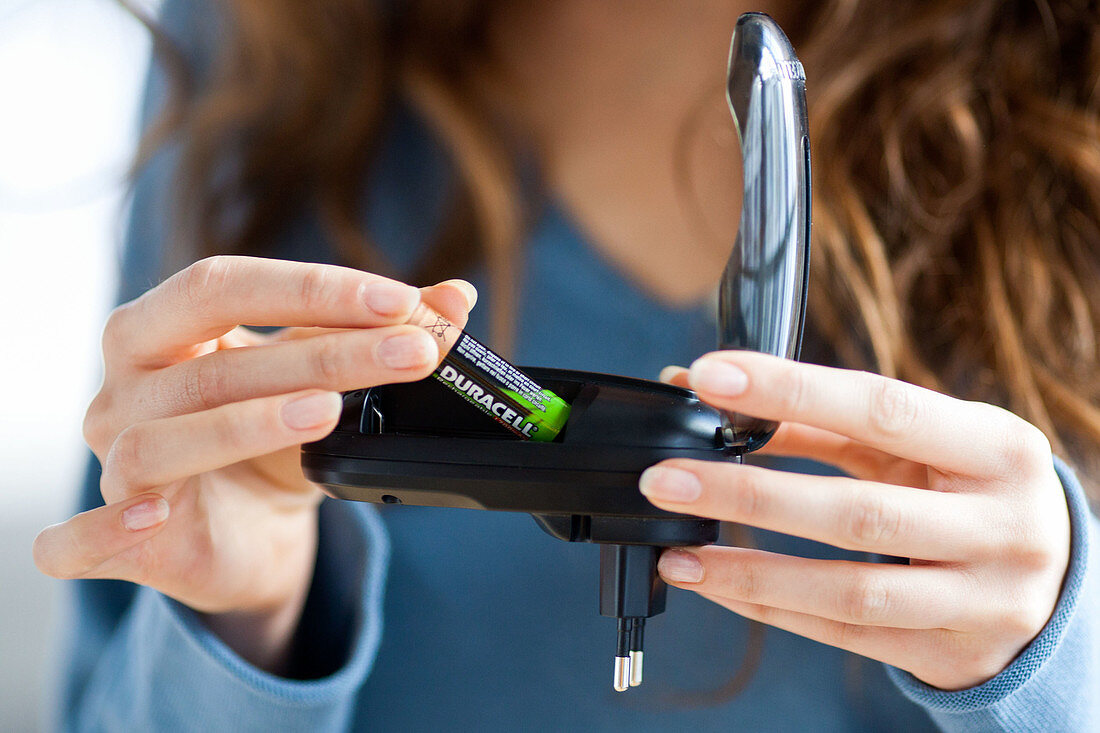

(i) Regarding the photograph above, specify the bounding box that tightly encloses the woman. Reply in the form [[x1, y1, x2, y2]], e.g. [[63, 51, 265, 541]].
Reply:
[[36, 0, 1100, 730]]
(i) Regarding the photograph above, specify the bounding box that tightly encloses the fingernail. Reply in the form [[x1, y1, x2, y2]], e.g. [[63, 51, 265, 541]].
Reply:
[[689, 358, 749, 397], [376, 331, 436, 369], [639, 466, 702, 503], [282, 391, 342, 430], [658, 365, 686, 384], [440, 279, 478, 310], [659, 550, 704, 583], [362, 280, 420, 317], [121, 497, 169, 532]]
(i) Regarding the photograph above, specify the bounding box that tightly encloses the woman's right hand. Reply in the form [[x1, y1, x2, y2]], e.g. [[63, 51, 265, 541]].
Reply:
[[33, 256, 475, 673]]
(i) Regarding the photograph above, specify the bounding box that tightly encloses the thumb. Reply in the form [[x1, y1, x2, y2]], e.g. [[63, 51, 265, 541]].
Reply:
[[33, 494, 169, 580], [421, 280, 476, 329]]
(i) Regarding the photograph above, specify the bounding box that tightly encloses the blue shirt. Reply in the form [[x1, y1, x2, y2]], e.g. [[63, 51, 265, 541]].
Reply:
[[58, 3, 1100, 730]]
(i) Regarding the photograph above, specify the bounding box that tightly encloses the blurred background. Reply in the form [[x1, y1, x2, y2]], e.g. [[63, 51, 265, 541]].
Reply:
[[0, 0, 153, 729]]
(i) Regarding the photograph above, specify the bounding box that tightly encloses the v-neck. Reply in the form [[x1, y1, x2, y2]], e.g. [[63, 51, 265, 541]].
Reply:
[[545, 196, 722, 319], [481, 200, 720, 379]]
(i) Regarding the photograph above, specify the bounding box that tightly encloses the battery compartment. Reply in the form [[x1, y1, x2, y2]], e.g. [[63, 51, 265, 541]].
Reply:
[[341, 367, 724, 450]]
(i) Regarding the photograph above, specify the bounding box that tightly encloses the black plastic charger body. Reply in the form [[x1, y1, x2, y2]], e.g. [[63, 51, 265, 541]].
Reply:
[[302, 13, 811, 692], [302, 368, 731, 544]]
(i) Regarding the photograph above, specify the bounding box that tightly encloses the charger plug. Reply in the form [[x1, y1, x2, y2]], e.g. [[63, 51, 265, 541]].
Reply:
[[599, 544, 668, 691]]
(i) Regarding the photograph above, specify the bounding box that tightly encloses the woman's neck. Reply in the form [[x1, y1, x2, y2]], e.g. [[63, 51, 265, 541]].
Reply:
[[486, 1, 789, 305]]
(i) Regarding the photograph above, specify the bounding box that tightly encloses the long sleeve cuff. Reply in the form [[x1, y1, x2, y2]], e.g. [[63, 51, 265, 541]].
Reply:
[[886, 456, 1098, 732], [70, 500, 389, 731]]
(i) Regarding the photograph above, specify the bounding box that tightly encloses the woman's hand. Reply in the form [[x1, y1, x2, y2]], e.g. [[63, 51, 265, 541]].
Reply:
[[646, 352, 1071, 691], [33, 256, 475, 673]]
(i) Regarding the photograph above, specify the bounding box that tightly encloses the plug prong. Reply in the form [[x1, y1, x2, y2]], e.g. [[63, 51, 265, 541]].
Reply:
[[628, 651, 643, 687], [614, 655, 631, 692], [613, 618, 631, 692], [629, 618, 645, 687]]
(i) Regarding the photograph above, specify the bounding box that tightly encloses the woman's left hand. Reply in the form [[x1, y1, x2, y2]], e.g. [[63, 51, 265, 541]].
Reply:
[[647, 352, 1071, 691]]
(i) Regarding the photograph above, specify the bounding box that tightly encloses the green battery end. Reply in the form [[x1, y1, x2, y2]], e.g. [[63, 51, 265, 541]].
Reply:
[[432, 336, 572, 441], [501, 388, 571, 442], [411, 304, 572, 442]]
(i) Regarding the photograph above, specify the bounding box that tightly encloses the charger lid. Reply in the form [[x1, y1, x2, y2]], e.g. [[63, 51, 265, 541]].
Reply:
[[718, 13, 811, 451]]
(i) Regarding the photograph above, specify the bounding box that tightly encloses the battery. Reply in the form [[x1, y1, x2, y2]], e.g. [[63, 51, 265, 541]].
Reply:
[[407, 303, 571, 441]]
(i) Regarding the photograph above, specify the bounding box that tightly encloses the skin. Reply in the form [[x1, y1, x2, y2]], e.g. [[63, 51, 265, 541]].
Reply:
[[34, 0, 1072, 691]]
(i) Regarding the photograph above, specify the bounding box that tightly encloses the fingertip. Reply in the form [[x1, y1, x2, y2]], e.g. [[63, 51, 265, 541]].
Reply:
[[119, 495, 171, 532], [688, 356, 749, 398], [419, 284, 472, 329], [439, 279, 478, 311], [361, 279, 421, 320], [659, 365, 689, 386], [375, 327, 440, 372], [639, 463, 703, 504], [657, 549, 705, 584], [31, 525, 60, 577], [33, 493, 173, 580], [281, 390, 344, 431]]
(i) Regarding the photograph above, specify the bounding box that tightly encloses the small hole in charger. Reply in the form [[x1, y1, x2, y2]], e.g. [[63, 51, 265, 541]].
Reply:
[[381, 494, 402, 504]]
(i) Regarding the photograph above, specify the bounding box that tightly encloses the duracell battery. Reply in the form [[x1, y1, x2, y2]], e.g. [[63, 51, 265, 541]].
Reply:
[[406, 302, 571, 441]]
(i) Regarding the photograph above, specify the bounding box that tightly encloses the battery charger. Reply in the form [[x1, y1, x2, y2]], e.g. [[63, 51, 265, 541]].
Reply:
[[301, 12, 811, 692]]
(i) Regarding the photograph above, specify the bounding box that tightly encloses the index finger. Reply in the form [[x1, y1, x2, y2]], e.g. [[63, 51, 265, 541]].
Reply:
[[262, 280, 477, 345], [109, 256, 424, 368], [687, 351, 1043, 478]]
